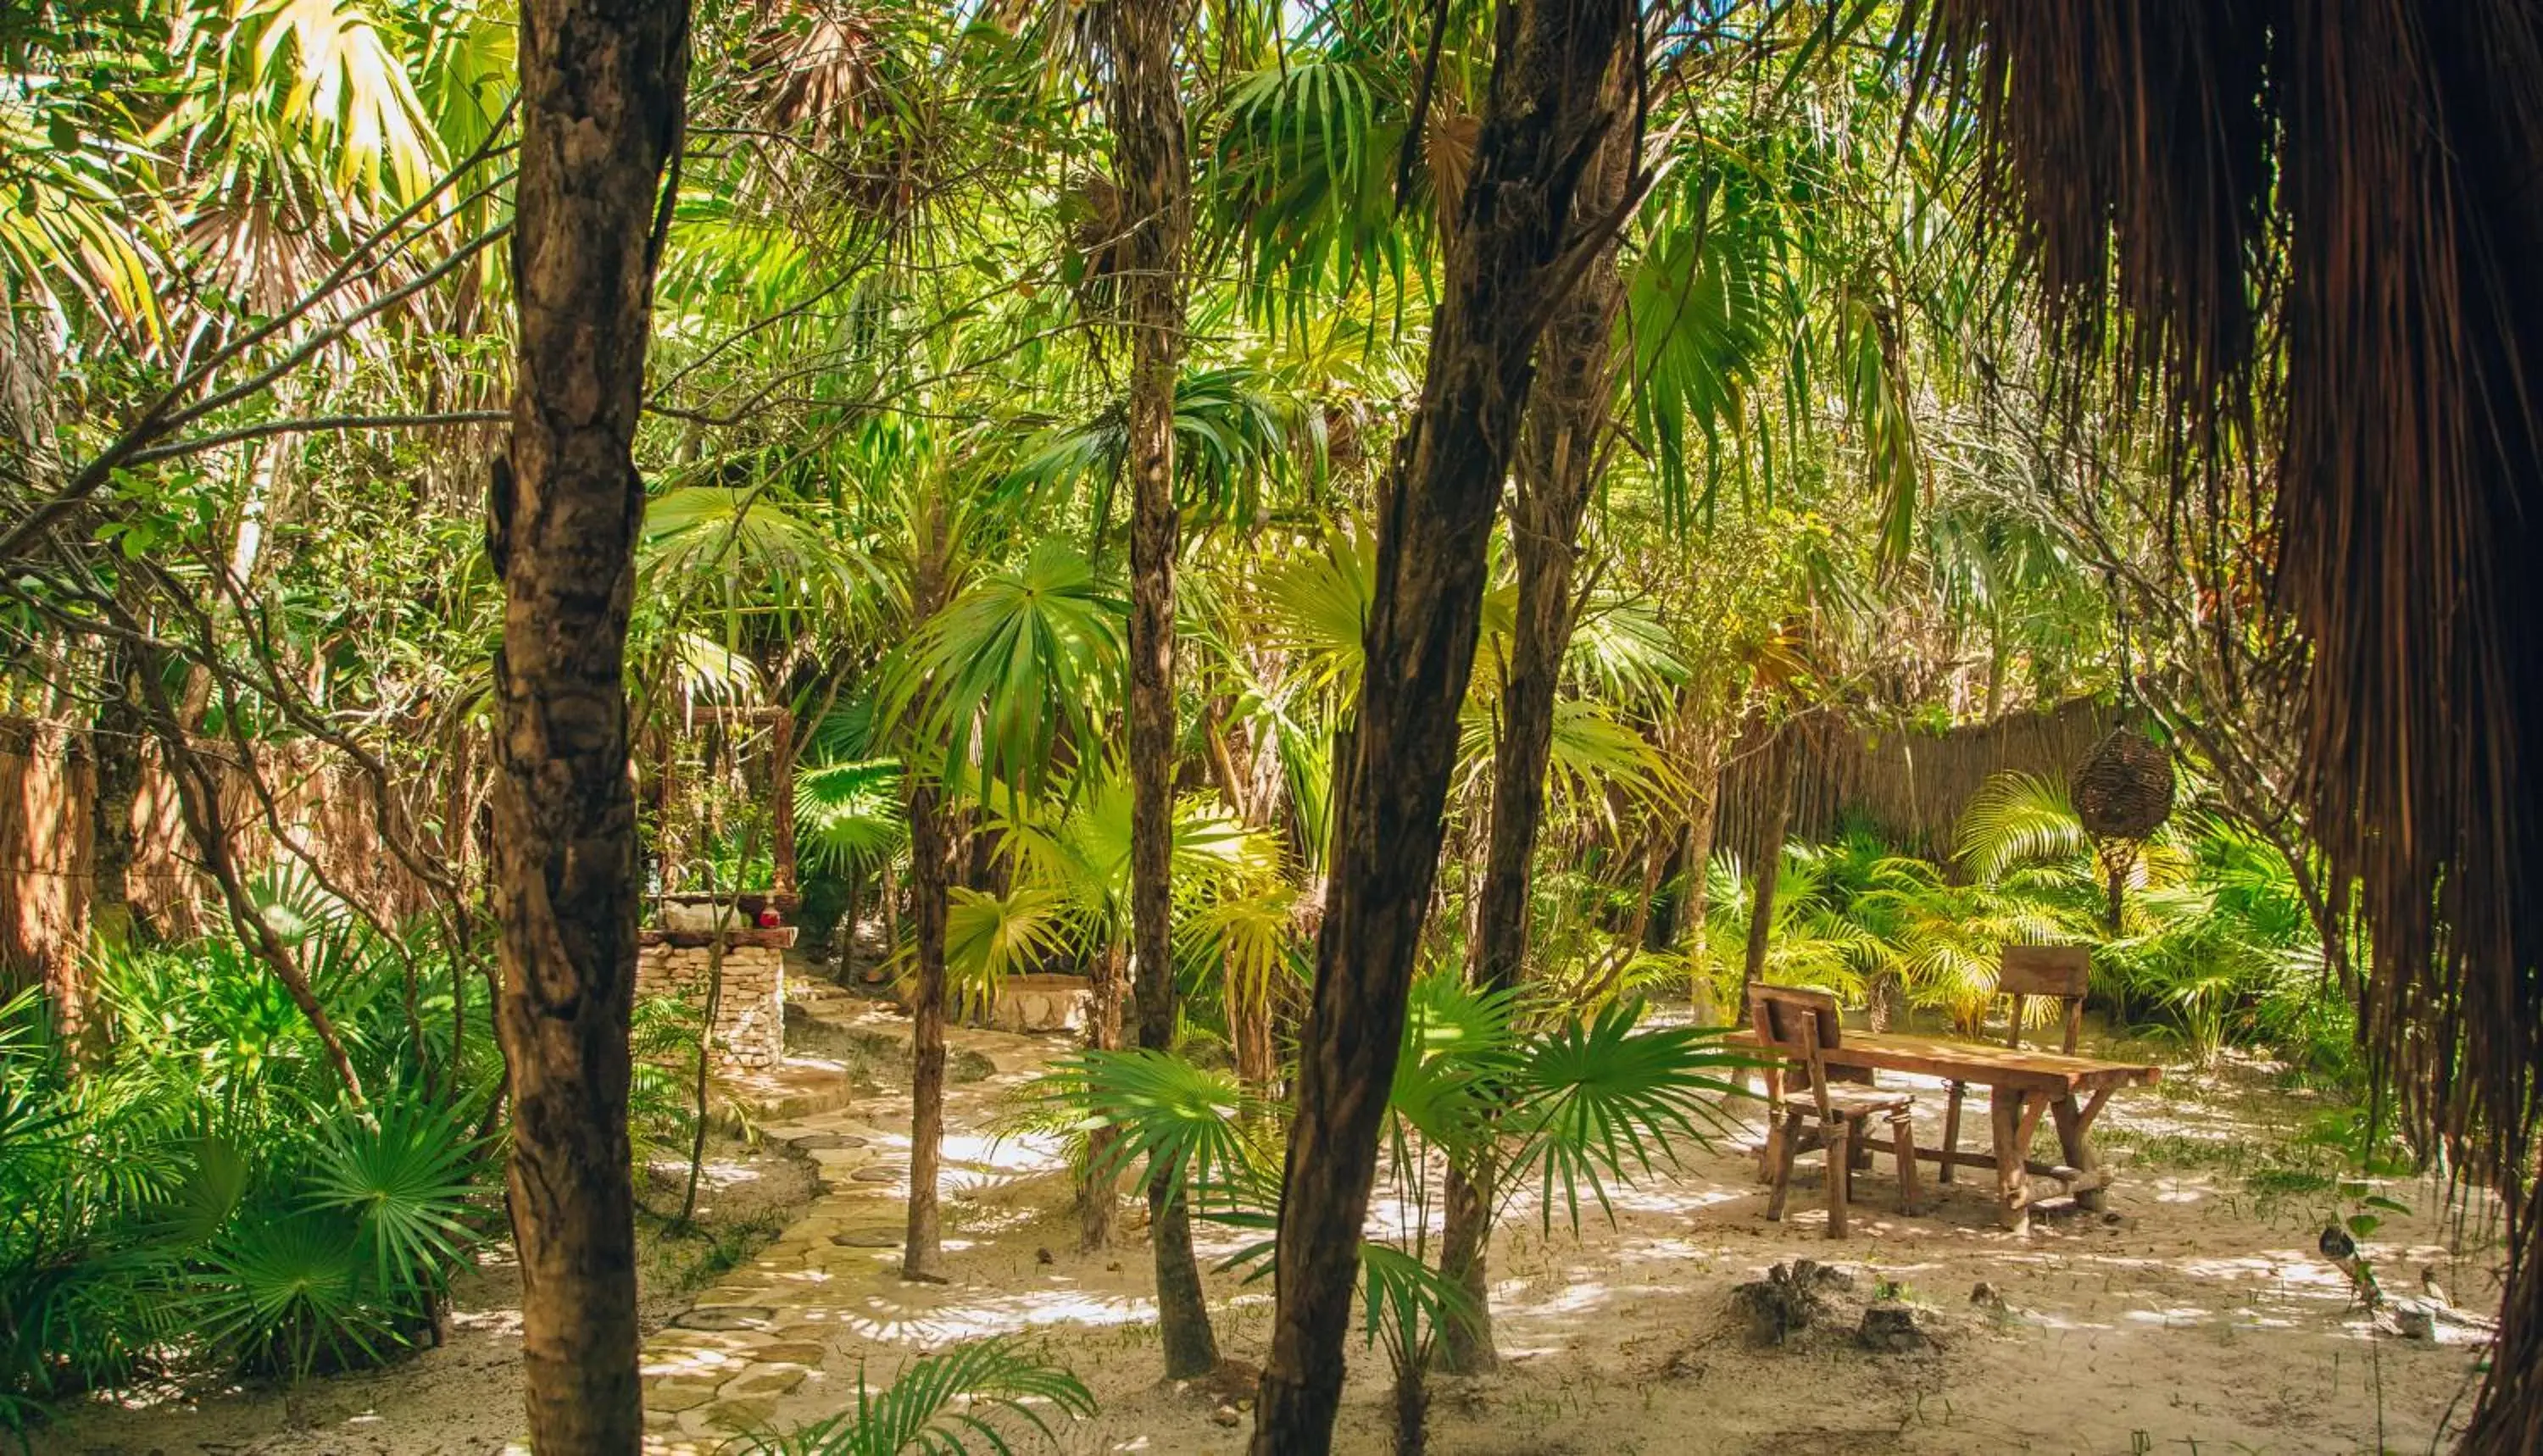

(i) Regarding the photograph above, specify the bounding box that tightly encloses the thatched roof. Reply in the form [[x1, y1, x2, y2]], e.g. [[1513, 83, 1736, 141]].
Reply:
[[1914, 3, 2543, 1445]]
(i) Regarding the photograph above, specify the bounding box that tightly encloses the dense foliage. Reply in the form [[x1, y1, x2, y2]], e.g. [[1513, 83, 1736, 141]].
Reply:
[[0, 0, 2415, 1445]]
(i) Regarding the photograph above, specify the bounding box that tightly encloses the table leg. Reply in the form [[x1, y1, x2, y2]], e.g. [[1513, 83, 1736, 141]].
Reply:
[[2052, 1090, 2110, 1212], [1989, 1091, 2022, 1231], [1939, 1081, 1965, 1185], [2006, 1092, 2050, 1231], [1826, 1117, 1851, 1239]]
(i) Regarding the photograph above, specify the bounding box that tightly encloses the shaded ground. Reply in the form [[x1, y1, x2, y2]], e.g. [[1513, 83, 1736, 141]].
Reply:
[[49, 994, 2505, 1456]]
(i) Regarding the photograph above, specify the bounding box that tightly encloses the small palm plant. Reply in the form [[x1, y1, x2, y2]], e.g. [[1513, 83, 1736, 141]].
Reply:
[[742, 1337, 1094, 1456], [1025, 976, 1744, 1456]]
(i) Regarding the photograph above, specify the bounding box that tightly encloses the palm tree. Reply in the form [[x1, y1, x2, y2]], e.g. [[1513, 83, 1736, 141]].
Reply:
[[1435, 14, 1635, 1375], [1254, 0, 1639, 1448], [882, 528, 1123, 1281]]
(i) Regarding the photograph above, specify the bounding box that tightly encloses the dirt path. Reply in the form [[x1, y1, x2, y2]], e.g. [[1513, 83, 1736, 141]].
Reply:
[[637, 1010, 2505, 1456], [47, 998, 2504, 1456], [631, 999, 1081, 1451]]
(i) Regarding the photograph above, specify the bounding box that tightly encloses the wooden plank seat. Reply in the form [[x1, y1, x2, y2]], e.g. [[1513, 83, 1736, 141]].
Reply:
[[1748, 986, 1920, 1238]]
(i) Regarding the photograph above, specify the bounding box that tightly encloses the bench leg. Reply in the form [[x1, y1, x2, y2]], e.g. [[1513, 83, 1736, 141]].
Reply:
[[1754, 1065, 1787, 1181], [1826, 1117, 1851, 1239], [1939, 1081, 1965, 1186], [1891, 1109, 1920, 1216]]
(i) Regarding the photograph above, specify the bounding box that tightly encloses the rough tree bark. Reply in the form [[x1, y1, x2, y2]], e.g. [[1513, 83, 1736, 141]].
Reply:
[[486, 0, 688, 1446], [1249, 2, 1635, 1448], [1096, 0, 1220, 1377], [1437, 31, 1633, 1373]]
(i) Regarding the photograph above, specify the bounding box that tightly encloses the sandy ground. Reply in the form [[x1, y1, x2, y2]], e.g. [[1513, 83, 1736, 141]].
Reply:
[[43, 1010, 2505, 1456], [42, 1137, 819, 1456]]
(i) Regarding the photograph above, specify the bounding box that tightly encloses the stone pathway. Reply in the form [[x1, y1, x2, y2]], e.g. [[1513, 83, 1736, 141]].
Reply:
[[636, 996, 1073, 1453]]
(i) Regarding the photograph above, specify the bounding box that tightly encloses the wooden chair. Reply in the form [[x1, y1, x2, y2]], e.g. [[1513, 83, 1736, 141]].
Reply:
[[1935, 945, 2093, 1189], [2001, 944, 2092, 1053], [1749, 986, 1919, 1237]]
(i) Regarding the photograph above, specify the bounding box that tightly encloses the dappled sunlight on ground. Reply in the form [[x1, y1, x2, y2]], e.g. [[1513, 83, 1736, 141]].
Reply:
[[53, 1009, 2506, 1456]]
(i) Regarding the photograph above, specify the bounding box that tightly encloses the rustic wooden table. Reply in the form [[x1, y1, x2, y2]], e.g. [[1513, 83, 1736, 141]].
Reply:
[[1728, 1028, 2161, 1231]]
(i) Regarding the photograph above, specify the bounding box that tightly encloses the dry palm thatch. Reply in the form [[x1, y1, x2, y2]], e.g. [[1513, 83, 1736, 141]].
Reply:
[[1913, 3, 2543, 1447]]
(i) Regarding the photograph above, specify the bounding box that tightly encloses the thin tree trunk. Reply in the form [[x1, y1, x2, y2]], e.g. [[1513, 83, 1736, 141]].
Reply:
[[1619, 818, 1676, 958], [1679, 775, 1720, 1020], [1438, 36, 1632, 1372], [1081, 940, 1126, 1251], [487, 0, 688, 1446], [88, 636, 151, 959], [901, 774, 954, 1282], [1205, 711, 1278, 1092], [1098, 0, 1218, 1379], [878, 853, 900, 983], [1250, 3, 1635, 1448], [900, 516, 957, 1283], [1741, 725, 1795, 996], [681, 853, 743, 1227]]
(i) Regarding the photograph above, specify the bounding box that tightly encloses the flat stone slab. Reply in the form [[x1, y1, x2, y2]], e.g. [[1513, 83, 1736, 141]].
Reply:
[[791, 1132, 870, 1149], [671, 1306, 775, 1331], [721, 1367, 807, 1398], [751, 1341, 830, 1365], [831, 1229, 901, 1248], [697, 1397, 778, 1432], [648, 1380, 722, 1414], [850, 1165, 906, 1184]]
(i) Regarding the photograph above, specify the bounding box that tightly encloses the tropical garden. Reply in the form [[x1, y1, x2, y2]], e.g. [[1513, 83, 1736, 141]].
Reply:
[[3, 0, 2538, 1453]]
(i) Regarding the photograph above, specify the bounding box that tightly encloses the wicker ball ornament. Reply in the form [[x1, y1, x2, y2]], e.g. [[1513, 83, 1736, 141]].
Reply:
[[2073, 726, 2176, 842]]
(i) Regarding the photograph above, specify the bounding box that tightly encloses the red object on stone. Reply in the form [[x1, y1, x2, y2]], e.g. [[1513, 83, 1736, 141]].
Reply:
[[756, 907, 782, 928]]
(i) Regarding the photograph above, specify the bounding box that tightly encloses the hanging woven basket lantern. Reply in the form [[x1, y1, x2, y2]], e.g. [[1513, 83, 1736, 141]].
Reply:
[[2073, 726, 2177, 842]]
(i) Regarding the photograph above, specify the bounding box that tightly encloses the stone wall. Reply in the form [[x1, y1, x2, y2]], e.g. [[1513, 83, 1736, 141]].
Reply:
[[637, 929, 792, 1071]]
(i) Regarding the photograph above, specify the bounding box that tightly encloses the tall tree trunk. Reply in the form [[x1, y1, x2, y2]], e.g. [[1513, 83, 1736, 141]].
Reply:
[[487, 0, 688, 1446], [1249, 3, 1634, 1448], [1438, 38, 1632, 1372], [900, 774, 954, 1281], [1740, 724, 1795, 996], [1097, 0, 1218, 1379]]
